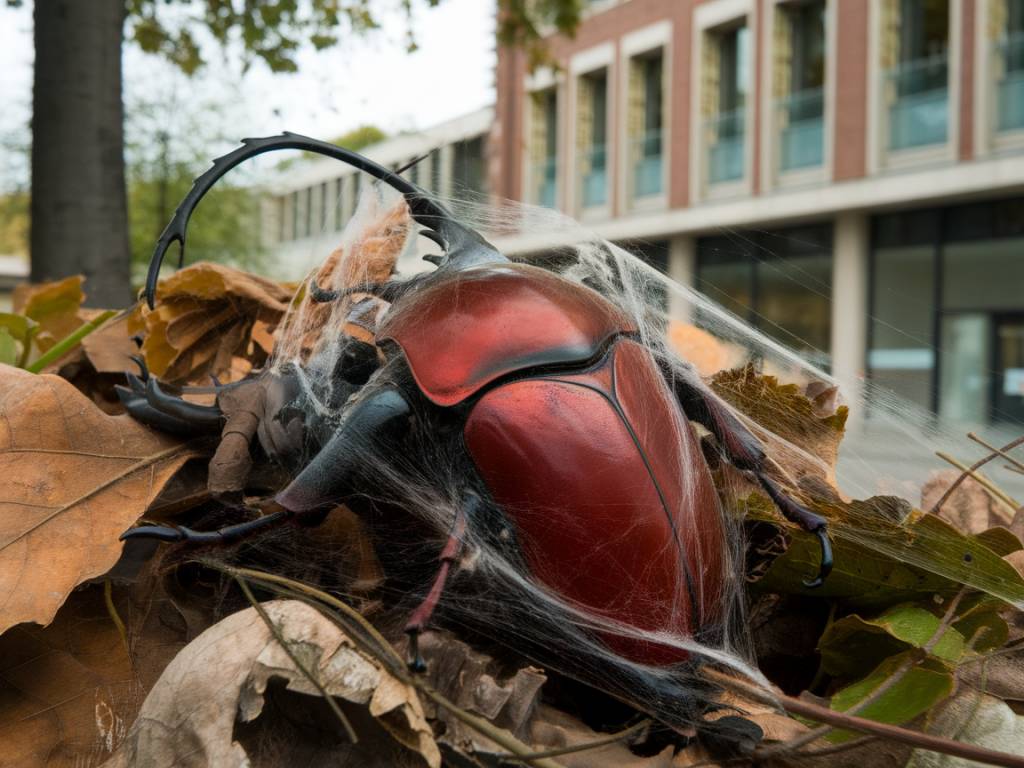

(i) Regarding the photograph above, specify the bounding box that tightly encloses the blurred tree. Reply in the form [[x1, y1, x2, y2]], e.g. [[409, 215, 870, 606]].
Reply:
[[332, 125, 389, 151], [13, 0, 582, 307], [125, 88, 268, 284]]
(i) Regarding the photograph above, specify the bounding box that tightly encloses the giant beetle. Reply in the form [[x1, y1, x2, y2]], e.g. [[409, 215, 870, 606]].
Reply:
[[118, 134, 832, 677]]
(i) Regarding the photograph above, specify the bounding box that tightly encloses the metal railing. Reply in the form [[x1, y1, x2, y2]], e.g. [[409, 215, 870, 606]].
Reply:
[[632, 130, 663, 197], [579, 143, 608, 207], [886, 52, 949, 150], [997, 33, 1024, 132], [532, 157, 557, 208], [777, 87, 824, 172], [705, 109, 745, 184]]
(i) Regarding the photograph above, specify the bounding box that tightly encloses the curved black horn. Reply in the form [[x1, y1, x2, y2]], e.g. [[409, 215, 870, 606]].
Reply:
[[145, 132, 498, 309]]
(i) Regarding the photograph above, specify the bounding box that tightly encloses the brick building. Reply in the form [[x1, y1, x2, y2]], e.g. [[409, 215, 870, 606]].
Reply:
[[488, 0, 1024, 429]]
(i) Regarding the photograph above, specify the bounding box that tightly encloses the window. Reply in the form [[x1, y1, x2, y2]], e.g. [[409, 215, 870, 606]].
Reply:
[[429, 148, 445, 195], [993, 0, 1024, 133], [530, 89, 559, 207], [697, 225, 833, 368], [628, 50, 665, 198], [452, 136, 487, 195], [869, 199, 1024, 424], [880, 0, 950, 152], [703, 23, 750, 185], [577, 68, 609, 208], [774, 1, 827, 173]]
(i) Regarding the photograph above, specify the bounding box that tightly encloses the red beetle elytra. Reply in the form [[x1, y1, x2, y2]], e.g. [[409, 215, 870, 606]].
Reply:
[[120, 134, 831, 677]]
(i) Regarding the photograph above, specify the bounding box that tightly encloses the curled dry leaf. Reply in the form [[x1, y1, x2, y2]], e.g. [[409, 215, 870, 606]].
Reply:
[[129, 262, 293, 385], [711, 364, 848, 481], [0, 364, 199, 634], [104, 599, 441, 768]]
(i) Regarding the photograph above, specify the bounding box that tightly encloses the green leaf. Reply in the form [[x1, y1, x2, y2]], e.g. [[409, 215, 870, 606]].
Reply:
[[752, 495, 1024, 610], [827, 653, 954, 743], [0, 328, 18, 366], [952, 595, 1009, 652], [818, 603, 965, 678], [0, 312, 36, 342]]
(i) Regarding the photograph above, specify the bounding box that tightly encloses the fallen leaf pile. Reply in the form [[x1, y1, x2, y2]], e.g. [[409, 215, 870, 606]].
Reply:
[[128, 262, 294, 385], [3, 222, 1024, 766]]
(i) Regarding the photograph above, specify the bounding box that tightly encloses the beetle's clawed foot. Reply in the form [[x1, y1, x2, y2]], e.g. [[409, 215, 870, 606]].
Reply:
[[802, 527, 834, 589], [405, 628, 427, 673], [120, 510, 292, 547], [756, 474, 833, 588], [116, 365, 224, 437]]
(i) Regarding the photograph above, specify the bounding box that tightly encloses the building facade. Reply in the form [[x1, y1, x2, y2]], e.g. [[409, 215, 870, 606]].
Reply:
[[264, 107, 492, 279], [489, 0, 1024, 429]]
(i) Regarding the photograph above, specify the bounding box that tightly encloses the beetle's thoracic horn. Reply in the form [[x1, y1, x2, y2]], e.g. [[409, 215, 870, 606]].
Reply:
[[145, 132, 504, 309]]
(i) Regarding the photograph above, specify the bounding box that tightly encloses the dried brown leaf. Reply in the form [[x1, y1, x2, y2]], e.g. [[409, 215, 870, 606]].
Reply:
[[104, 599, 441, 768], [0, 580, 192, 768], [130, 262, 292, 385], [711, 364, 848, 480], [0, 365, 199, 634]]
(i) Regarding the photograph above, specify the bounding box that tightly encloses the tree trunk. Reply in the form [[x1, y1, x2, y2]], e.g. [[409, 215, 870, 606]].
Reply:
[[31, 0, 133, 308]]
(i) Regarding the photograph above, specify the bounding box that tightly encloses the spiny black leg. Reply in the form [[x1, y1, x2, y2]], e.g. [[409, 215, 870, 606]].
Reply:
[[403, 495, 472, 672], [115, 386, 206, 437], [663, 364, 832, 587], [120, 510, 291, 546], [145, 377, 224, 428]]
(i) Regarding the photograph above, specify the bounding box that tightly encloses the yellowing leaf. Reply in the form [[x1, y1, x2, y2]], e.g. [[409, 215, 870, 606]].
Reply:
[[0, 364, 200, 634], [15, 275, 85, 351]]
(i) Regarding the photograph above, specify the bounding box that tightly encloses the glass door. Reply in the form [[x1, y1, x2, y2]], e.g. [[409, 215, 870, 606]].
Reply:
[[993, 314, 1024, 424]]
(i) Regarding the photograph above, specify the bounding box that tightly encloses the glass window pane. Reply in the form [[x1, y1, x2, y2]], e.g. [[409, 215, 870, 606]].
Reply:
[[869, 245, 936, 405], [757, 253, 832, 366], [943, 238, 1024, 311], [939, 313, 991, 422]]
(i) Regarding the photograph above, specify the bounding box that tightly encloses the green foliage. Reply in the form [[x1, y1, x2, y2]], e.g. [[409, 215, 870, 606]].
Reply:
[[828, 653, 955, 742], [127, 171, 265, 279], [497, 0, 586, 70], [332, 125, 388, 152], [125, 0, 382, 74], [0, 192, 28, 259]]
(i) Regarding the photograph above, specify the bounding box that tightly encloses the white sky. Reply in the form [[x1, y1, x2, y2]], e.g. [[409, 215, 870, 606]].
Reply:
[[0, 0, 495, 190]]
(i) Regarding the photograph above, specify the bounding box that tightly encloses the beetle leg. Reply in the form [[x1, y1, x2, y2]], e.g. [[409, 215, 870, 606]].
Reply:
[[120, 510, 291, 545], [145, 377, 224, 428], [403, 495, 472, 672], [664, 365, 832, 587], [275, 386, 412, 513], [115, 386, 209, 437]]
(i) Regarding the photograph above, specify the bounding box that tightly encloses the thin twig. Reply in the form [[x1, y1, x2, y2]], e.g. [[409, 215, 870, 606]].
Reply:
[[935, 452, 1019, 519], [930, 434, 1024, 515], [233, 575, 359, 744], [26, 309, 116, 373], [103, 579, 129, 656], [704, 668, 1024, 768], [969, 433, 1024, 476], [756, 590, 968, 759]]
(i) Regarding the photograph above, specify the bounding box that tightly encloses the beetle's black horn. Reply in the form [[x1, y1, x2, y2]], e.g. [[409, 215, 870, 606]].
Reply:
[[145, 132, 505, 310]]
